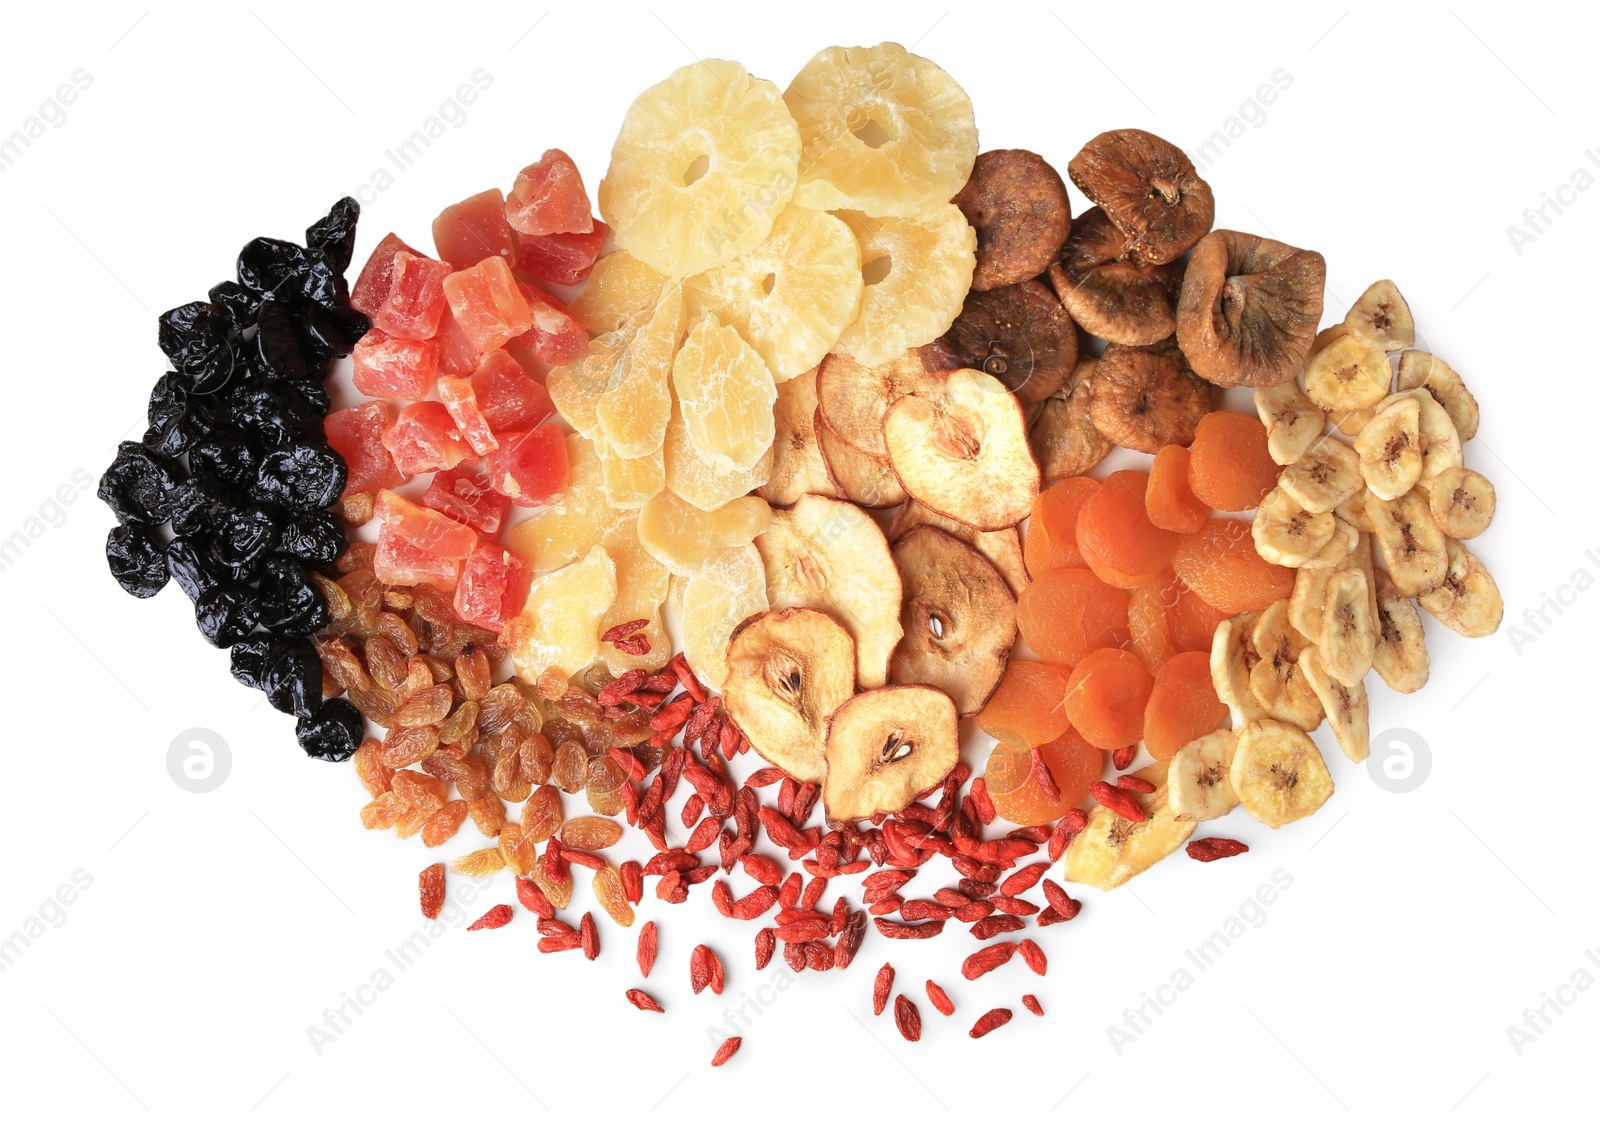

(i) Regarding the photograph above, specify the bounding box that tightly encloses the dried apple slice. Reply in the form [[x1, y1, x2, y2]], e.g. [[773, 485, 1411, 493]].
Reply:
[[637, 490, 772, 577], [822, 685, 960, 822], [756, 494, 903, 688], [815, 413, 906, 508], [815, 347, 952, 460], [760, 367, 843, 506], [680, 544, 769, 692], [889, 526, 1017, 715], [888, 500, 1028, 597], [884, 367, 1039, 531], [724, 607, 856, 784]]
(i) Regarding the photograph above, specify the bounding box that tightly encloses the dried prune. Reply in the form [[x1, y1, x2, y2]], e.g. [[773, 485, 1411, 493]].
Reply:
[[98, 441, 179, 525], [190, 433, 262, 497], [285, 379, 330, 417], [231, 384, 318, 448], [278, 510, 346, 564], [953, 149, 1072, 292], [296, 697, 364, 761], [261, 637, 323, 717], [195, 585, 261, 646], [251, 298, 308, 381], [167, 479, 230, 538], [941, 280, 1078, 406], [157, 302, 236, 393], [166, 537, 222, 601], [251, 442, 347, 513], [106, 524, 168, 598], [256, 555, 331, 636], [206, 507, 281, 582], [208, 280, 260, 331], [296, 302, 368, 363], [230, 637, 273, 690], [1047, 206, 1182, 346], [307, 197, 361, 276], [236, 237, 313, 298], [1068, 130, 1214, 265], [1088, 340, 1217, 453]]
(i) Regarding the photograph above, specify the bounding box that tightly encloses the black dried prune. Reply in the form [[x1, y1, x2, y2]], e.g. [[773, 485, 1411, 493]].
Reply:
[[297, 302, 368, 364], [189, 433, 261, 497], [195, 585, 261, 646], [252, 442, 347, 513], [98, 441, 180, 525], [157, 301, 236, 394], [106, 524, 168, 598], [296, 697, 364, 761], [306, 196, 361, 275], [168, 479, 232, 538], [251, 298, 307, 381], [261, 637, 322, 717], [230, 637, 273, 690], [298, 256, 347, 310], [207, 507, 281, 582], [236, 237, 312, 298], [285, 379, 330, 418], [256, 555, 330, 636], [166, 536, 222, 601], [278, 510, 346, 565], [231, 384, 318, 448], [208, 280, 260, 331]]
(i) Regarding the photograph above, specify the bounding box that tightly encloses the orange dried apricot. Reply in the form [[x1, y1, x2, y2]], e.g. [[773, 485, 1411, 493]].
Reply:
[[985, 726, 1102, 826], [1076, 470, 1177, 583], [1146, 445, 1209, 533], [1015, 568, 1130, 669], [976, 661, 1070, 750], [1061, 647, 1154, 750], [1023, 476, 1099, 576], [1171, 581, 1231, 651], [1142, 650, 1227, 761], [1127, 570, 1182, 673], [1187, 412, 1279, 511], [1170, 519, 1294, 614]]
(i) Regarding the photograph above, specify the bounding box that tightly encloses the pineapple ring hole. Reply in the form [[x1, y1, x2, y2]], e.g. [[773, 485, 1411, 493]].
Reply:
[[683, 154, 710, 187], [760, 272, 777, 296], [862, 255, 893, 286], [852, 118, 892, 149]]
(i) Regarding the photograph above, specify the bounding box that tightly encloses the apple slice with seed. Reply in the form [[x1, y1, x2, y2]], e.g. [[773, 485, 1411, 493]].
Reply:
[[822, 685, 960, 822], [723, 607, 856, 784]]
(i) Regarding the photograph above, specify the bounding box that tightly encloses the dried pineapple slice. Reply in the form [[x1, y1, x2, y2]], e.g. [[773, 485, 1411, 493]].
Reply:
[[507, 545, 618, 681], [506, 435, 621, 575], [784, 42, 977, 217], [684, 206, 863, 382], [599, 60, 800, 277], [638, 490, 772, 577], [672, 313, 777, 472], [594, 433, 665, 510], [597, 283, 685, 459], [664, 396, 775, 511], [832, 206, 976, 367], [548, 322, 640, 438], [597, 517, 671, 675], [569, 251, 668, 335], [680, 544, 770, 691]]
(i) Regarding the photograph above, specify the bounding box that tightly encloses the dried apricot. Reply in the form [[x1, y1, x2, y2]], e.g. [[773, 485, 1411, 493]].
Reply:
[[1171, 582, 1231, 651], [976, 662, 1070, 750], [1187, 412, 1279, 512], [985, 726, 1101, 826], [1146, 445, 1209, 533], [1127, 571, 1182, 673], [1015, 568, 1130, 669], [1061, 648, 1154, 750], [1023, 476, 1098, 577], [1142, 650, 1227, 761], [1170, 519, 1294, 614], [1075, 470, 1176, 582]]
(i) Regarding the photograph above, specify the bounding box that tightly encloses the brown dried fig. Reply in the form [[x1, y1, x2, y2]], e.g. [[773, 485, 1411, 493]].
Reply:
[[953, 149, 1072, 292], [940, 279, 1077, 406], [1047, 206, 1182, 346], [1067, 129, 1214, 265], [1089, 340, 1218, 453], [1176, 230, 1326, 388], [1028, 357, 1112, 483]]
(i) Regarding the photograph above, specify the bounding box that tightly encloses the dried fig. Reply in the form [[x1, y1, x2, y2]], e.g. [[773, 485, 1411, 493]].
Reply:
[[953, 149, 1072, 292], [1067, 129, 1214, 265], [940, 280, 1077, 406], [1088, 341, 1218, 453], [1047, 207, 1181, 346], [1028, 357, 1112, 483], [1175, 230, 1326, 388]]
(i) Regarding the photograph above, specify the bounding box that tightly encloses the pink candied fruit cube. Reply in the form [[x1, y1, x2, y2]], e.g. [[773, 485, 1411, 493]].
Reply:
[[421, 465, 511, 536], [432, 303, 481, 378], [374, 490, 478, 591], [513, 220, 609, 287], [381, 401, 472, 475], [364, 248, 453, 340], [352, 329, 439, 400], [324, 401, 402, 496], [515, 281, 589, 367], [470, 350, 553, 433], [484, 426, 569, 508], [504, 150, 593, 237], [454, 544, 533, 632], [351, 232, 420, 317], [436, 375, 499, 456], [433, 188, 517, 272], [442, 255, 533, 355]]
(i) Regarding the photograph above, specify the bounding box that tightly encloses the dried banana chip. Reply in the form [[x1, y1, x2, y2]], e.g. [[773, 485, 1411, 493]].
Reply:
[[1368, 489, 1448, 597], [1255, 380, 1324, 466], [1343, 279, 1415, 352], [1320, 567, 1376, 688], [1298, 647, 1370, 763], [1418, 538, 1503, 638], [1253, 487, 1336, 567], [1397, 351, 1479, 442], [1372, 568, 1429, 693], [1230, 718, 1334, 828], [1427, 467, 1496, 539], [1279, 437, 1364, 514], [1354, 397, 1423, 501]]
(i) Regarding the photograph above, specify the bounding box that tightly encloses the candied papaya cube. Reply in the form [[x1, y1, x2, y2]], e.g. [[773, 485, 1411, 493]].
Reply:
[[356, 242, 453, 340], [437, 375, 499, 456], [454, 544, 533, 632], [422, 465, 510, 536], [485, 426, 568, 508], [442, 255, 532, 355], [351, 232, 421, 317], [514, 221, 609, 287], [376, 523, 464, 591], [504, 149, 593, 237], [433, 303, 482, 377], [433, 188, 518, 271], [375, 490, 478, 557], [515, 280, 588, 366], [325, 401, 402, 496], [352, 329, 439, 400], [471, 349, 553, 433], [382, 401, 472, 475]]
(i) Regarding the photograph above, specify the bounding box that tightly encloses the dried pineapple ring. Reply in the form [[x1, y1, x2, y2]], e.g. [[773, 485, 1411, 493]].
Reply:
[[832, 205, 976, 368], [784, 42, 977, 217], [599, 60, 801, 277], [684, 206, 862, 382], [672, 313, 778, 472], [597, 283, 685, 459]]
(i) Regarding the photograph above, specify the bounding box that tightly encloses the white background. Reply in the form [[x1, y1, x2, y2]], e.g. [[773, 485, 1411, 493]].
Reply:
[[2, 2, 1597, 1119]]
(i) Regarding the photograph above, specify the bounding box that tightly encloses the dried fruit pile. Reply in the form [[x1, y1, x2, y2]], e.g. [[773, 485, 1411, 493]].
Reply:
[[99, 40, 1503, 1066]]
